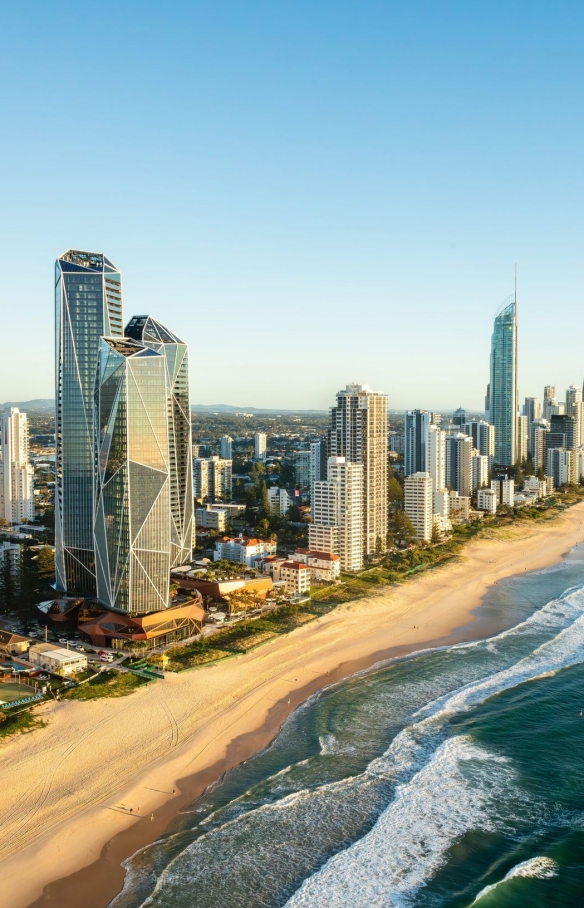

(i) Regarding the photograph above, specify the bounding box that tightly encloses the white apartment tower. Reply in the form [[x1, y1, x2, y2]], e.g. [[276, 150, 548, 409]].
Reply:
[[220, 435, 233, 459], [404, 472, 433, 542], [254, 433, 267, 461], [329, 384, 388, 557], [517, 414, 528, 463], [193, 457, 232, 502], [0, 408, 34, 524], [426, 424, 450, 531], [565, 386, 584, 446], [309, 456, 364, 572]]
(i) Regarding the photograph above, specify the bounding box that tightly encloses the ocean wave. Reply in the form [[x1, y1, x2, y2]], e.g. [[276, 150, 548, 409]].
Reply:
[[471, 856, 558, 902], [112, 582, 584, 908], [285, 736, 515, 907]]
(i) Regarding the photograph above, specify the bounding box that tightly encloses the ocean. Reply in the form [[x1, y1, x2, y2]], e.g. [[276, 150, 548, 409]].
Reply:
[[109, 546, 584, 908]]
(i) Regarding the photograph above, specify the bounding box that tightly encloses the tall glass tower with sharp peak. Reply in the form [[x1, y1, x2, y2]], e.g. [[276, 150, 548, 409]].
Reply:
[[55, 250, 124, 594], [125, 316, 193, 567], [94, 336, 170, 613], [489, 294, 518, 467]]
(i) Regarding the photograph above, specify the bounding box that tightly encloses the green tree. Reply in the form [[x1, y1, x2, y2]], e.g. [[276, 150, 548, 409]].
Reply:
[[388, 476, 404, 505], [36, 545, 55, 579]]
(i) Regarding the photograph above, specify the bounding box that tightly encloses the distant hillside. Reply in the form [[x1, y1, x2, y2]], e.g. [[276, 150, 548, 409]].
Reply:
[[0, 399, 54, 412], [192, 404, 327, 414]]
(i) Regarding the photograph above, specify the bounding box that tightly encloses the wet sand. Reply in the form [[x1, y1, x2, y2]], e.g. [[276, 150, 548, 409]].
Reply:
[[1, 502, 583, 908]]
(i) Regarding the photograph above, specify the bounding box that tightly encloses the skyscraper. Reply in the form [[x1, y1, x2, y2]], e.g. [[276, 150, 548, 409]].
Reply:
[[0, 408, 34, 524], [523, 397, 541, 426], [94, 336, 170, 614], [55, 250, 124, 594], [125, 316, 194, 567], [489, 294, 517, 466], [404, 410, 436, 476], [565, 385, 584, 447], [445, 433, 473, 497], [404, 472, 433, 542], [329, 384, 388, 556], [309, 457, 364, 571]]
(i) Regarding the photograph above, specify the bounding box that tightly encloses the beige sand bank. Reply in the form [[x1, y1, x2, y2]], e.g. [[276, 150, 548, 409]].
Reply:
[[2, 502, 584, 908]]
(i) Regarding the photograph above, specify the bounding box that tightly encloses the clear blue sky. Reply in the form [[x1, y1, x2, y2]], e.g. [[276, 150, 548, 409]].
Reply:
[[1, 1, 583, 410]]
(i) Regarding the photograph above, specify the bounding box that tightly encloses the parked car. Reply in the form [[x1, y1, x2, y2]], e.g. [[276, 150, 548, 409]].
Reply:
[[58, 638, 68, 645]]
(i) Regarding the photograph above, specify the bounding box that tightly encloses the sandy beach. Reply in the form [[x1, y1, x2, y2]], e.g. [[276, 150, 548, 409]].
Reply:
[[2, 502, 584, 908]]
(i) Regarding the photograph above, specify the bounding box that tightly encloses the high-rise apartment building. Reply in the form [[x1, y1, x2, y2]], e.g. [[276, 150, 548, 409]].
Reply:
[[548, 415, 577, 483], [529, 419, 548, 472], [94, 337, 170, 614], [193, 457, 232, 502], [329, 384, 388, 557], [55, 249, 124, 594], [489, 295, 518, 466], [565, 386, 584, 446], [125, 317, 193, 567], [309, 457, 364, 572], [220, 435, 233, 459], [310, 440, 328, 488], [292, 451, 311, 488], [546, 448, 572, 489], [0, 408, 34, 524], [254, 433, 267, 461], [404, 410, 437, 476], [516, 414, 528, 463], [445, 433, 473, 497], [542, 386, 557, 421], [472, 453, 490, 492], [404, 472, 433, 542], [523, 397, 541, 426], [461, 420, 495, 461]]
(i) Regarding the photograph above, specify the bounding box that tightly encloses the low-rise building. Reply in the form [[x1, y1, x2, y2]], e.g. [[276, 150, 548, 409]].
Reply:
[[293, 548, 341, 582], [0, 629, 31, 657], [523, 476, 548, 499], [28, 643, 87, 676], [448, 491, 471, 521], [277, 561, 310, 597], [477, 488, 498, 515], [195, 506, 228, 532], [213, 536, 277, 567]]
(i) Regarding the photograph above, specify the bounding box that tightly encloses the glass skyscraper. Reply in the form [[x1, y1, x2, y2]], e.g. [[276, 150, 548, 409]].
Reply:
[[125, 316, 194, 567], [94, 336, 171, 614], [489, 295, 518, 467], [55, 250, 124, 594]]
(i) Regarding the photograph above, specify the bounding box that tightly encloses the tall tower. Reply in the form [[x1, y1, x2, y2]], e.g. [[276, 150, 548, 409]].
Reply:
[[489, 294, 518, 466], [0, 408, 34, 524], [55, 250, 124, 594], [94, 337, 170, 614], [329, 383, 388, 557], [309, 456, 364, 572], [125, 316, 194, 566]]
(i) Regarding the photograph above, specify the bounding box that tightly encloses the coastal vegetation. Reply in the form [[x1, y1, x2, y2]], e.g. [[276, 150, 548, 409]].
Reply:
[[62, 671, 148, 700]]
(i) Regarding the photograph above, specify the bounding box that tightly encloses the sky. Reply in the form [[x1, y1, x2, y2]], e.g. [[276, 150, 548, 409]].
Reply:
[[0, 1, 583, 411]]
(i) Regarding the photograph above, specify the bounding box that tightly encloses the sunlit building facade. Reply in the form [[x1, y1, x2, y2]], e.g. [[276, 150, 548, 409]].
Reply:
[[94, 336, 170, 614], [125, 316, 194, 566], [55, 250, 124, 594], [489, 296, 518, 466]]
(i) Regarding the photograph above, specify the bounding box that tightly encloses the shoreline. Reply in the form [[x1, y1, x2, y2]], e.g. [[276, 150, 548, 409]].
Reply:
[[1, 502, 584, 908]]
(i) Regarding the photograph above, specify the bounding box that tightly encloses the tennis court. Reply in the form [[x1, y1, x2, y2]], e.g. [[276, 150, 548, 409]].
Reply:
[[0, 681, 37, 705]]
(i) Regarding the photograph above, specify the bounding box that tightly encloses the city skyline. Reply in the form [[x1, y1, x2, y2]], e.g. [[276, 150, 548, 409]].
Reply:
[[2, 4, 584, 408]]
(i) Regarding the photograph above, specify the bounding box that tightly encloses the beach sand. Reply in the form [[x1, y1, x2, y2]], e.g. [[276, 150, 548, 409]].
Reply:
[[2, 502, 584, 908]]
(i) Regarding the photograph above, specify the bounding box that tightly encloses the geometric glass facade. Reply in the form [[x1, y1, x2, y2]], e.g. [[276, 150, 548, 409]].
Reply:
[[125, 316, 193, 567], [94, 337, 170, 614], [489, 295, 518, 467], [55, 250, 124, 594]]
